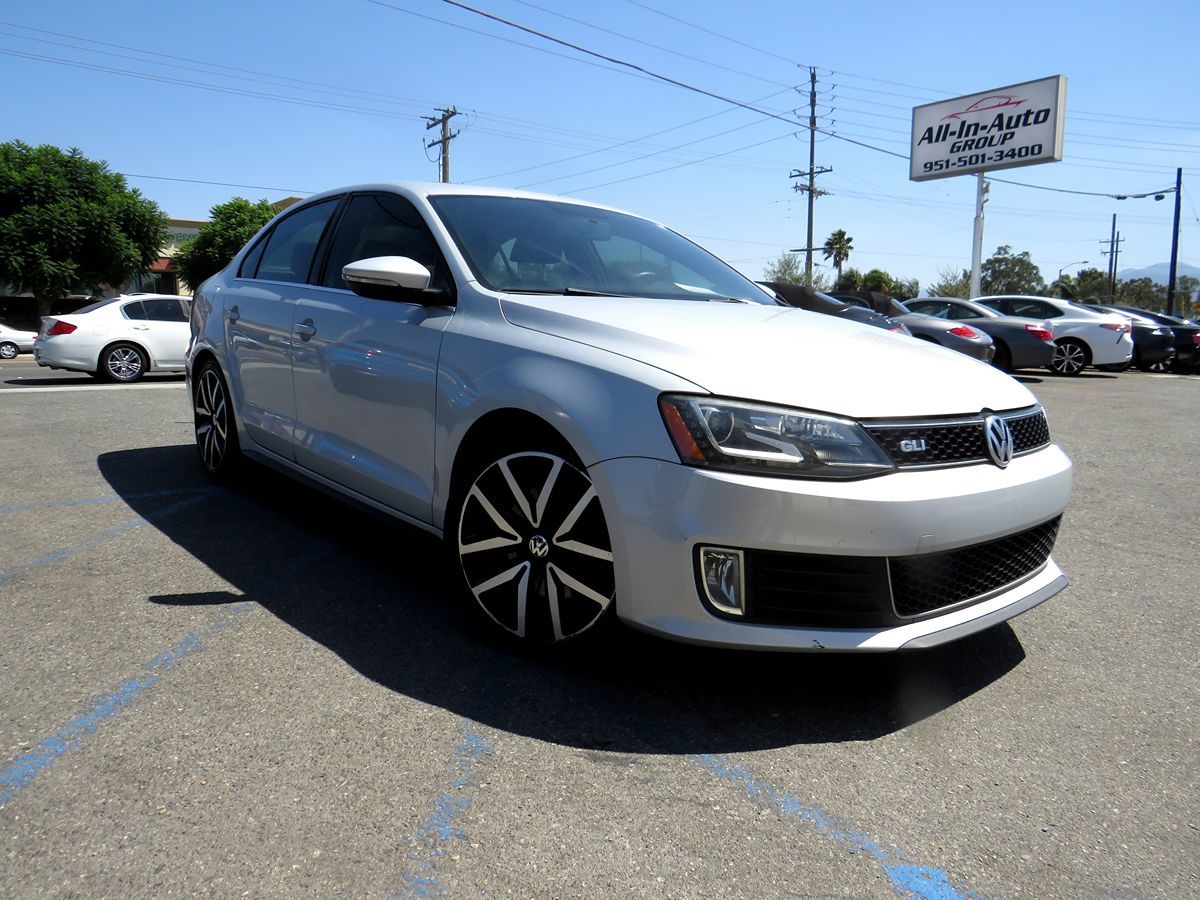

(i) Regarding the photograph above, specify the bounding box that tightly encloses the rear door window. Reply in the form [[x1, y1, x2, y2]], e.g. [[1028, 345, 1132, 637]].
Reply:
[[141, 298, 190, 322], [122, 301, 148, 320], [256, 198, 340, 284]]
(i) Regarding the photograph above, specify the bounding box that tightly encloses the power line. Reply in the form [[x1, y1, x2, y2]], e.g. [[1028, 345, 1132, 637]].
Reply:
[[119, 173, 313, 194], [506, 0, 795, 89], [618, 0, 805, 67]]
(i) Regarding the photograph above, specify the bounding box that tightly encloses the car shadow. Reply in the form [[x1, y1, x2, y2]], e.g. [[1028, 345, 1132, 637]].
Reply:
[[1011, 373, 1043, 384], [3, 375, 186, 387], [98, 445, 1027, 755]]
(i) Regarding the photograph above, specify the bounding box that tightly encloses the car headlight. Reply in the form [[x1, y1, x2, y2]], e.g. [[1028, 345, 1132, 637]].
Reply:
[[659, 394, 895, 479]]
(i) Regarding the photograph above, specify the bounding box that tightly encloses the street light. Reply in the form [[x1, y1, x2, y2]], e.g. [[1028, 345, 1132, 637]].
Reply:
[[1058, 260, 1088, 278]]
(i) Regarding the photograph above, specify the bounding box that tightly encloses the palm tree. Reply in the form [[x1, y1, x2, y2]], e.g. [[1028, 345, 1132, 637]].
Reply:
[[822, 229, 853, 279]]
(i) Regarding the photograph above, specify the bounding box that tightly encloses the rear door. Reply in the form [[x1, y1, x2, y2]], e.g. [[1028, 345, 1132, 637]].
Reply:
[[138, 297, 191, 367], [226, 197, 342, 460]]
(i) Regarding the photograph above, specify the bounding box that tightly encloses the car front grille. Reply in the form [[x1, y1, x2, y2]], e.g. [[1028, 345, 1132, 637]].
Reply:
[[865, 407, 1050, 468], [728, 515, 1062, 627]]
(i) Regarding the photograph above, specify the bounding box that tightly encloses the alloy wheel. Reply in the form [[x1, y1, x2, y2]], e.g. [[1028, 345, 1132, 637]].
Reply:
[[457, 451, 614, 643], [0, 342, 17, 360], [194, 366, 230, 472], [1144, 359, 1172, 373], [105, 345, 144, 381], [1049, 342, 1087, 376]]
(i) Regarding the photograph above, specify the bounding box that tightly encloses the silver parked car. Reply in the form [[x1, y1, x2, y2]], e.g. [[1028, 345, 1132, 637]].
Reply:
[[0, 319, 37, 359], [188, 182, 1072, 651]]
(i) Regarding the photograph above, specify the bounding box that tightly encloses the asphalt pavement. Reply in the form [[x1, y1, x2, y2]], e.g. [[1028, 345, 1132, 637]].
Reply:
[[0, 355, 1196, 898]]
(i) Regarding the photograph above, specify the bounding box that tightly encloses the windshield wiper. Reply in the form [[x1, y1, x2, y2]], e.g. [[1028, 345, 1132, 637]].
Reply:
[[505, 287, 632, 297]]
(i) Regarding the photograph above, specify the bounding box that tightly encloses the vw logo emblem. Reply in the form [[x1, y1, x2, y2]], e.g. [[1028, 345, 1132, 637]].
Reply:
[[528, 534, 550, 558], [983, 414, 1014, 468]]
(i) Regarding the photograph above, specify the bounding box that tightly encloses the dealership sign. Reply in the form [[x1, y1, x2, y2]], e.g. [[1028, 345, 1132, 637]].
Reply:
[[910, 75, 1067, 182]]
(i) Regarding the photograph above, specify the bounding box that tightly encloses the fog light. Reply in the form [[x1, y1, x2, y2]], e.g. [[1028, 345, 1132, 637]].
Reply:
[[699, 547, 745, 616]]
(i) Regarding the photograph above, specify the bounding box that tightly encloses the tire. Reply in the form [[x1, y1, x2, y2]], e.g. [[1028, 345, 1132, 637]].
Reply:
[[1141, 358, 1172, 373], [0, 342, 17, 360], [193, 359, 241, 479], [992, 342, 1012, 372], [452, 447, 615, 646], [99, 342, 148, 382], [1047, 339, 1090, 376]]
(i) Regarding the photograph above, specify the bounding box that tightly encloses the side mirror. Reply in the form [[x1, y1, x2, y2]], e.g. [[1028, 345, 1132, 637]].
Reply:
[[342, 256, 446, 303]]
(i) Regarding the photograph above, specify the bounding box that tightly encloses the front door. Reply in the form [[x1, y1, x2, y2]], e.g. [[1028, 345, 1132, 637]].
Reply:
[[291, 192, 455, 524]]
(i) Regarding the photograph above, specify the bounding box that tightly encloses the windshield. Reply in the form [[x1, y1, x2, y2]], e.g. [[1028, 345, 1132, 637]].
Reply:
[[430, 195, 777, 304]]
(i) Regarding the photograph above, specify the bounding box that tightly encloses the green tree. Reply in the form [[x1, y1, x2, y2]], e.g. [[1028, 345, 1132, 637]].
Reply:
[[0, 141, 168, 318], [860, 268, 894, 294], [891, 277, 919, 300], [927, 265, 970, 298], [1072, 267, 1111, 301], [821, 229, 853, 279], [762, 251, 805, 285], [980, 245, 1045, 296], [174, 197, 277, 290], [833, 266, 863, 291], [1117, 277, 1164, 308]]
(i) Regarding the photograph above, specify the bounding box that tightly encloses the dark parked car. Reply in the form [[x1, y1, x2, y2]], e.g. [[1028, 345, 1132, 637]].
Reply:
[[829, 291, 995, 364], [904, 297, 1057, 372], [1108, 306, 1199, 372], [1080, 305, 1176, 372], [760, 282, 910, 334]]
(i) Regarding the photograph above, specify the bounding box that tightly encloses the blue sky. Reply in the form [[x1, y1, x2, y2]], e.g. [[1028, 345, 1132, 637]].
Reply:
[[3, 0, 1197, 289]]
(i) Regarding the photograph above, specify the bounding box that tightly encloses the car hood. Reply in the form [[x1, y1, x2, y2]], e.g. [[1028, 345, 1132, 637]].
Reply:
[[499, 294, 1035, 419]]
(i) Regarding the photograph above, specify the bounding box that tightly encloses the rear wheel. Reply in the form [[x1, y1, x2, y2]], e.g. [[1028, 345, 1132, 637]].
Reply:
[[1048, 339, 1090, 376], [100, 343, 148, 382], [1141, 358, 1173, 373], [0, 342, 17, 360], [193, 360, 241, 479], [453, 448, 615, 645]]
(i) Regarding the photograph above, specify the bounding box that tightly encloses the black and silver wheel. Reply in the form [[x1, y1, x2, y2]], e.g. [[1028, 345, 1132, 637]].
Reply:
[[455, 450, 614, 644], [1047, 339, 1089, 376], [1142, 358, 1172, 373], [0, 342, 18, 360], [100, 343, 147, 382], [193, 360, 240, 478]]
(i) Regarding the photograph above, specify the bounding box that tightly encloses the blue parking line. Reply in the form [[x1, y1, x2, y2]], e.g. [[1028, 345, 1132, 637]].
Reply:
[[394, 725, 494, 897], [0, 541, 333, 808], [0, 493, 209, 589], [693, 754, 979, 899], [0, 487, 208, 516]]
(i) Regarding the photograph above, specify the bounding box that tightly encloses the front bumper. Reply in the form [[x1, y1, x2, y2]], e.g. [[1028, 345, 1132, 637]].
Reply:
[[589, 446, 1072, 651]]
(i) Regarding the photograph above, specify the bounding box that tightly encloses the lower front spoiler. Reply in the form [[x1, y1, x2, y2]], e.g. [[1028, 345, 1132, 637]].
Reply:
[[621, 561, 1068, 652]]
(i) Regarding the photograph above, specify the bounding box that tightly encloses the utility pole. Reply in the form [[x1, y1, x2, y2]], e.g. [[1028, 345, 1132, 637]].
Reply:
[[969, 174, 990, 298], [790, 67, 831, 285], [424, 107, 460, 183], [1100, 214, 1125, 302], [1166, 167, 1182, 316]]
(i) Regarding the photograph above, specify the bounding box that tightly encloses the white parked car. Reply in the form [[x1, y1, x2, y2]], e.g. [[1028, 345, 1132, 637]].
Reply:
[[188, 182, 1073, 651], [0, 319, 38, 359], [974, 295, 1133, 376], [35, 294, 192, 382]]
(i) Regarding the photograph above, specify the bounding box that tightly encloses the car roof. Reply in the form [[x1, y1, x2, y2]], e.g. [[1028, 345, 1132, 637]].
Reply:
[[299, 180, 637, 219]]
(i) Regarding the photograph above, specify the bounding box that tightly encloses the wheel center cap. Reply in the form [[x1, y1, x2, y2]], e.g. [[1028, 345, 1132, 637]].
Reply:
[[528, 534, 550, 559]]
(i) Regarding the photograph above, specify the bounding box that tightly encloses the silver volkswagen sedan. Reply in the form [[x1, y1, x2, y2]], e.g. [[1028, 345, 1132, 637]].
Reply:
[[187, 182, 1072, 650]]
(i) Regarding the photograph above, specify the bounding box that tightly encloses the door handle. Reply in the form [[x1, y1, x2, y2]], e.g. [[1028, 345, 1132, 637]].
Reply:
[[131, 325, 150, 331], [227, 305, 240, 323], [294, 319, 317, 339]]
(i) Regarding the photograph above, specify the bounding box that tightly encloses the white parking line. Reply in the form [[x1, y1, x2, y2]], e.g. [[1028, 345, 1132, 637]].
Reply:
[[0, 383, 186, 394]]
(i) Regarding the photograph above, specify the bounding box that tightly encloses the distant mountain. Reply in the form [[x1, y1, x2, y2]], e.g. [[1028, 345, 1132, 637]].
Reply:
[[1116, 261, 1200, 284]]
